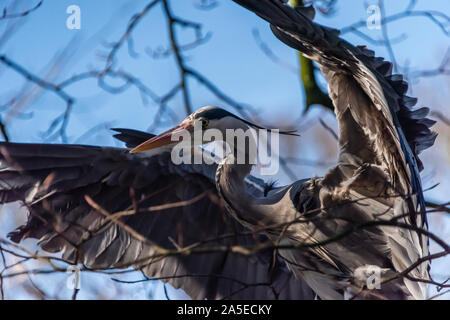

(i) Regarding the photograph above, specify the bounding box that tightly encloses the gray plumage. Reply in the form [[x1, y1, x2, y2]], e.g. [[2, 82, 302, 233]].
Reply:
[[0, 0, 436, 300], [0, 140, 314, 299], [224, 0, 435, 299]]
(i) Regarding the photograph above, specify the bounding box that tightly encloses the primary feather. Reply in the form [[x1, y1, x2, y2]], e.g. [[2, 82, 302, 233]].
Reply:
[[230, 0, 435, 299]]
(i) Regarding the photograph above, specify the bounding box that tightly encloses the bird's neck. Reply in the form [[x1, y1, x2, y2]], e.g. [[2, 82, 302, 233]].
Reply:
[[215, 153, 265, 229]]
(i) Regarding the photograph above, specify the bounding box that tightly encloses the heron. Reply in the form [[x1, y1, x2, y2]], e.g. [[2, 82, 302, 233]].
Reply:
[[0, 0, 436, 300]]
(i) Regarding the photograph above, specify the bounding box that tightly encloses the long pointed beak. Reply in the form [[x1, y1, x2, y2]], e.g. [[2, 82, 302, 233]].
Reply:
[[130, 123, 193, 153]]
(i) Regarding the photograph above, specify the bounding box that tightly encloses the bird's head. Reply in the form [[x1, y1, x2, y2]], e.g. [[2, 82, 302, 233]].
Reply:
[[130, 106, 297, 154]]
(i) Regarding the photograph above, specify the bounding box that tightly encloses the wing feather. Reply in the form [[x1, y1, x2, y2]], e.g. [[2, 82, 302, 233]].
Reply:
[[233, 0, 436, 299], [0, 138, 314, 300]]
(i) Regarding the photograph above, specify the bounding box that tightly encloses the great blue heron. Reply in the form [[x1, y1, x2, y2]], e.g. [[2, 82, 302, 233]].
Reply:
[[0, 0, 436, 299]]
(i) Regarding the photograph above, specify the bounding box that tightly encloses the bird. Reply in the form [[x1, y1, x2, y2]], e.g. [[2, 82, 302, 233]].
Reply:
[[0, 113, 315, 300], [0, 0, 437, 300]]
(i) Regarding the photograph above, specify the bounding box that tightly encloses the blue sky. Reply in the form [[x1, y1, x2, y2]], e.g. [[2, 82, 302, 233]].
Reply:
[[2, 0, 448, 142], [0, 0, 448, 299]]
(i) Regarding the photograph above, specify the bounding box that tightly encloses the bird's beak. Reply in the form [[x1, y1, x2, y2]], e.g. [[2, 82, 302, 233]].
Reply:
[[130, 122, 194, 153]]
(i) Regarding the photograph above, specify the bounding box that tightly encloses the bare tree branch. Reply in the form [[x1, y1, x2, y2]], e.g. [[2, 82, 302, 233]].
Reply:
[[0, 1, 43, 20]]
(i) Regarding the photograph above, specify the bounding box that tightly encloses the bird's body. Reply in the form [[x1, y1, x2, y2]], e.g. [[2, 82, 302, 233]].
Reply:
[[0, 0, 436, 300], [209, 111, 425, 299]]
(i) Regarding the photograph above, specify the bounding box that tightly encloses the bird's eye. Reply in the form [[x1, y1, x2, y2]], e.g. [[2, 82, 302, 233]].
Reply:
[[200, 118, 209, 129]]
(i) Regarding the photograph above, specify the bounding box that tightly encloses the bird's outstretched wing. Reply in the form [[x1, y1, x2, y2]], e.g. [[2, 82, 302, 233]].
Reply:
[[233, 0, 436, 299], [0, 131, 314, 300]]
